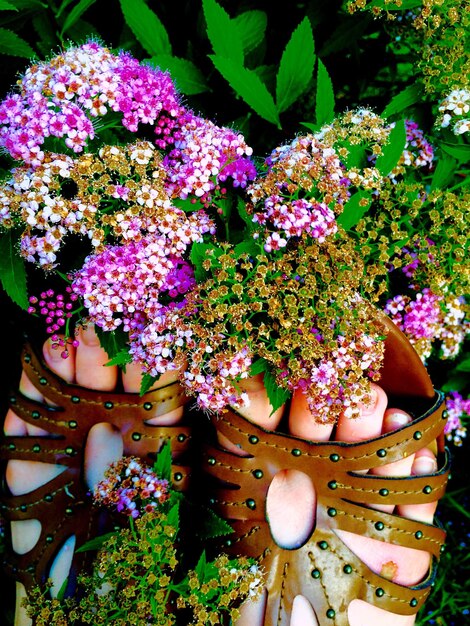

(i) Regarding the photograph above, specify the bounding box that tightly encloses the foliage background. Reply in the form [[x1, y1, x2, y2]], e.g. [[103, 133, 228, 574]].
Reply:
[[0, 0, 468, 624]]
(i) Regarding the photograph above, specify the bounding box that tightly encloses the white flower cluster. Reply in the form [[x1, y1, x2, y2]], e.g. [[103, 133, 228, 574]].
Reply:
[[438, 89, 470, 135]]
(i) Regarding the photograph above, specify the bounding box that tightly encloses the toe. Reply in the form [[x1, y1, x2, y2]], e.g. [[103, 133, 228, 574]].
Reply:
[[288, 389, 334, 441], [74, 324, 118, 390], [396, 448, 438, 524], [335, 383, 387, 443]]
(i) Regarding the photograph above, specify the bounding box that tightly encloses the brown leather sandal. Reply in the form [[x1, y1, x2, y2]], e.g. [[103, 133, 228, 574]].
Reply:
[[0, 342, 192, 597], [203, 319, 450, 625]]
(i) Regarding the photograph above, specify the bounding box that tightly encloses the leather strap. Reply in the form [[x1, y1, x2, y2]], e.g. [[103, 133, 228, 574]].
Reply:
[[0, 343, 192, 595]]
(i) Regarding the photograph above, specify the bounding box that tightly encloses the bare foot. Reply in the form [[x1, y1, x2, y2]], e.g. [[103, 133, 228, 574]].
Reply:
[[218, 379, 440, 626], [3, 326, 184, 626]]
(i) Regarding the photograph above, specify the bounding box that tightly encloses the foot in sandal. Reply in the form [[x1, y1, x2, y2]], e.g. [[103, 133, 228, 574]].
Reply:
[[203, 320, 449, 626], [1, 325, 191, 626]]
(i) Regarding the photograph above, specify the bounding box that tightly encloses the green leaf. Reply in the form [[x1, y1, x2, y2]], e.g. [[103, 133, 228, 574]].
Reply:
[[249, 358, 270, 377], [337, 190, 372, 230], [441, 374, 469, 393], [154, 440, 173, 482], [275, 17, 315, 114], [140, 372, 157, 396], [202, 0, 244, 64], [381, 84, 421, 119], [0, 1, 17, 10], [76, 532, 115, 553], [60, 0, 96, 35], [195, 550, 207, 580], [190, 241, 222, 282], [95, 325, 129, 360], [456, 358, 470, 373], [233, 10, 267, 55], [196, 505, 234, 538], [105, 349, 132, 370], [375, 119, 407, 176], [366, 0, 422, 10], [147, 55, 209, 95], [440, 142, 470, 163], [166, 501, 180, 533], [344, 143, 368, 169], [263, 369, 290, 416], [0, 231, 28, 310], [119, 0, 171, 56], [210, 55, 280, 127], [56, 0, 77, 18], [315, 59, 335, 126], [234, 237, 260, 258], [0, 27, 35, 57], [319, 15, 371, 57], [430, 153, 457, 190], [299, 121, 320, 133]]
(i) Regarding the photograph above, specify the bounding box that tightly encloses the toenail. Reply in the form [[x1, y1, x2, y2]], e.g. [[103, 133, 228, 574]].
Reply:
[[413, 456, 438, 475], [358, 387, 378, 414], [384, 411, 411, 430], [80, 325, 100, 346]]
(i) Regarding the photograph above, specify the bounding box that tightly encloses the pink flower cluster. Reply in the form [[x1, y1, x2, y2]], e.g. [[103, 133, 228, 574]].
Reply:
[[94, 456, 170, 519], [400, 120, 434, 169], [384, 290, 469, 361], [444, 391, 469, 446], [71, 237, 200, 333], [164, 112, 255, 203], [0, 42, 183, 163], [27, 287, 79, 356], [253, 195, 337, 252]]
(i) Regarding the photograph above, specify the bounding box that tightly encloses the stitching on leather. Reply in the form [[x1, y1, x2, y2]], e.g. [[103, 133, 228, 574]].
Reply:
[[26, 358, 185, 408], [1, 443, 73, 457], [220, 412, 441, 462], [277, 562, 289, 626], [335, 482, 442, 496], [307, 552, 338, 624], [5, 481, 76, 512], [211, 459, 252, 474], [327, 542, 424, 606], [231, 524, 261, 545], [336, 509, 442, 548]]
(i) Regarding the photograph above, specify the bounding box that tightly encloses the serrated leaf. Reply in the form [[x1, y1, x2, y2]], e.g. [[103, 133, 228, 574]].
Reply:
[[233, 10, 267, 55], [276, 17, 315, 114], [300, 121, 320, 132], [202, 0, 244, 64], [140, 372, 157, 396], [0, 231, 28, 310], [0, 27, 35, 57], [319, 15, 371, 57], [315, 59, 335, 126], [381, 84, 421, 119], [95, 325, 129, 361], [154, 440, 173, 482], [337, 190, 372, 230], [263, 369, 290, 416], [375, 119, 407, 176], [440, 142, 470, 163], [76, 532, 115, 553], [249, 358, 270, 377], [190, 241, 221, 282], [166, 501, 180, 533], [147, 55, 208, 95], [195, 550, 207, 579], [60, 0, 96, 35], [196, 505, 234, 538], [0, 1, 17, 10], [120, 0, 171, 56], [430, 153, 457, 190], [105, 349, 132, 370], [210, 55, 280, 127]]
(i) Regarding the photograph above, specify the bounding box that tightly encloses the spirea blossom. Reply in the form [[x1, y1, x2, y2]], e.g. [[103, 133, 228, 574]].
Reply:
[[0, 41, 183, 163], [438, 88, 470, 135], [94, 457, 170, 519], [444, 391, 469, 446]]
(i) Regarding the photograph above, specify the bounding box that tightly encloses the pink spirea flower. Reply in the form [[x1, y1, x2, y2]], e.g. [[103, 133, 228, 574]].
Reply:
[[0, 42, 183, 163], [444, 391, 469, 446], [94, 456, 170, 519], [401, 120, 434, 169]]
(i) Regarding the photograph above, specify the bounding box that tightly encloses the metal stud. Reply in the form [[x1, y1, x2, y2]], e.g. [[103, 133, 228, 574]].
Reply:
[[423, 485, 432, 494], [375, 521, 385, 531], [415, 530, 423, 540], [318, 541, 329, 550], [143, 402, 152, 411], [208, 457, 216, 466], [65, 446, 74, 455], [326, 609, 336, 619], [328, 480, 337, 490], [32, 444, 41, 453], [327, 508, 337, 517], [252, 469, 263, 479], [249, 435, 259, 444], [246, 498, 256, 510], [375, 588, 385, 598], [46, 535, 54, 543], [39, 377, 47, 385], [311, 569, 321, 579], [177, 433, 186, 442], [442, 409, 449, 420], [24, 354, 31, 363], [44, 494, 53, 503], [410, 598, 418, 607], [376, 448, 387, 458], [329, 453, 340, 462], [291, 448, 301, 457], [69, 420, 77, 429], [174, 472, 183, 482], [379, 488, 389, 497], [9, 395, 16, 404], [65, 507, 73, 515], [71, 395, 80, 403], [104, 401, 113, 409], [32, 410, 40, 419], [413, 431, 422, 440], [132, 432, 142, 441], [20, 504, 27, 512], [8, 443, 15, 451], [343, 564, 352, 574]]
